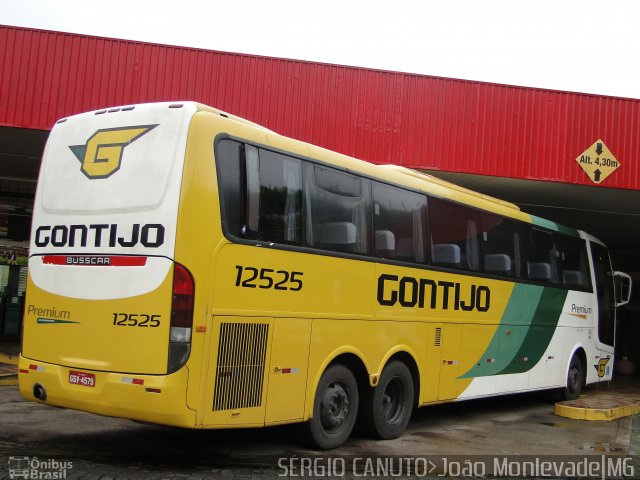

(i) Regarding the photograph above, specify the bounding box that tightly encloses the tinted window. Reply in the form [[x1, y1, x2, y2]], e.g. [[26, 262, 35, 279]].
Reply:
[[305, 164, 370, 255], [215, 139, 244, 236], [591, 242, 614, 346], [525, 228, 558, 283], [558, 236, 590, 289], [218, 138, 585, 287], [216, 141, 303, 244], [256, 150, 303, 244], [481, 213, 522, 277], [315, 166, 361, 196], [429, 198, 481, 271], [373, 182, 428, 262]]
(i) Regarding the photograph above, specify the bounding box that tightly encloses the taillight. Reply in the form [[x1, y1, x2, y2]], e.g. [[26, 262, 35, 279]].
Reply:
[[168, 263, 194, 373]]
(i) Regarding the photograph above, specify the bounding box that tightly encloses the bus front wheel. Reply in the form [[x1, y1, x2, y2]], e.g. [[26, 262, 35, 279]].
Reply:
[[304, 364, 359, 449], [361, 360, 414, 439], [562, 354, 584, 401]]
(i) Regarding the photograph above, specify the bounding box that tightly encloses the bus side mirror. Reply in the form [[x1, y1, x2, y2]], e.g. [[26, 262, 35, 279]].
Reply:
[[614, 271, 632, 307]]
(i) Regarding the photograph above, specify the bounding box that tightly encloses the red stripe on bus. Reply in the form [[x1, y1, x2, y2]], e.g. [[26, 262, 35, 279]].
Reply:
[[42, 255, 147, 266]]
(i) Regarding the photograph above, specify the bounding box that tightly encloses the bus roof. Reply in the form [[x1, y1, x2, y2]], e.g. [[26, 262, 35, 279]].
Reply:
[[375, 165, 521, 212], [193, 102, 276, 133], [259, 129, 533, 224]]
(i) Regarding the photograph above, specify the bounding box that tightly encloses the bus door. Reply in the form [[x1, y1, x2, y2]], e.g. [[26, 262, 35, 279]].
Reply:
[[589, 242, 615, 378]]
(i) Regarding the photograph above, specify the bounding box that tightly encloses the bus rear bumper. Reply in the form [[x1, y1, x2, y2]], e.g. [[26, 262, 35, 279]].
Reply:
[[18, 355, 197, 428]]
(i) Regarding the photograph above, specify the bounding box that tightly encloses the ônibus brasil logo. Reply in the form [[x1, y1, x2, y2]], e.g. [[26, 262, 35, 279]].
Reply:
[[69, 125, 158, 179]]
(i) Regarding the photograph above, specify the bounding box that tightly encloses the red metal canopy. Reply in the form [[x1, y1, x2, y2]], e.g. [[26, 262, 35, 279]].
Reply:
[[1, 24, 639, 190]]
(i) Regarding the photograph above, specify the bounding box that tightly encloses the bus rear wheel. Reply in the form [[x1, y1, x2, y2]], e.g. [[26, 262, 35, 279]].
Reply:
[[304, 364, 359, 449], [562, 354, 584, 401], [361, 360, 414, 439]]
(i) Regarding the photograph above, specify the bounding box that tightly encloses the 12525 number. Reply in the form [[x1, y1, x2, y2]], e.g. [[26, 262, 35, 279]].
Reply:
[[235, 265, 303, 291], [113, 313, 161, 327]]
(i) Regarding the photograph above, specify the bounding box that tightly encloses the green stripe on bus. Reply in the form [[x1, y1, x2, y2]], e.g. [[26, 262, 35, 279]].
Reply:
[[530, 215, 580, 237], [459, 283, 542, 378], [497, 287, 568, 375]]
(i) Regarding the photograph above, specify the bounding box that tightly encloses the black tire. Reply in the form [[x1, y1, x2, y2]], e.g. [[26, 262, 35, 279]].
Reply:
[[304, 364, 359, 449], [562, 354, 584, 400], [361, 360, 414, 439]]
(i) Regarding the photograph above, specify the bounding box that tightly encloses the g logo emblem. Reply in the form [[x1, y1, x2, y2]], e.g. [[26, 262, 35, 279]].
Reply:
[[595, 357, 610, 378], [69, 125, 158, 179]]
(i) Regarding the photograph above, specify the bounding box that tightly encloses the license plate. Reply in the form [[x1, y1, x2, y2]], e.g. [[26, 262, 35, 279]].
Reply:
[[69, 370, 96, 387]]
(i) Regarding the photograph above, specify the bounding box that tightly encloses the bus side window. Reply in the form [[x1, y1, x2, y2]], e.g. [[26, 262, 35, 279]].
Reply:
[[244, 145, 260, 236], [372, 182, 428, 263], [526, 228, 559, 284], [480, 213, 522, 278], [215, 139, 245, 237], [558, 236, 591, 290], [255, 149, 303, 245], [216, 141, 304, 245], [305, 164, 371, 255], [428, 198, 481, 272]]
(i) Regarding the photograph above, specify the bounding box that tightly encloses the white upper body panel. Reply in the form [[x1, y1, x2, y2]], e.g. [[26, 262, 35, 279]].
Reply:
[[29, 102, 198, 299]]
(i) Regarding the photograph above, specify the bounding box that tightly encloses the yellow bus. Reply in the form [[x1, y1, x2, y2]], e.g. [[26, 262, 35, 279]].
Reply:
[[19, 102, 631, 449]]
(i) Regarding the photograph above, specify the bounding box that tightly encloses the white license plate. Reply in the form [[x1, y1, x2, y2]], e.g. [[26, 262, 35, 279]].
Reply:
[[69, 370, 95, 387]]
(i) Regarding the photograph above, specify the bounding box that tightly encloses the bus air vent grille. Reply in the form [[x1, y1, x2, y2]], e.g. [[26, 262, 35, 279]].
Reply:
[[434, 327, 442, 347], [212, 322, 269, 411]]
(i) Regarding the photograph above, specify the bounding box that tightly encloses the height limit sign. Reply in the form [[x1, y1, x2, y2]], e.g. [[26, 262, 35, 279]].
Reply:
[[576, 139, 619, 184]]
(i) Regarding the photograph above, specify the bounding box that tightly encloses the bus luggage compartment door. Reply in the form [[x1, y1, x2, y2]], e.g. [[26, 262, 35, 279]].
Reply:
[[203, 316, 273, 427]]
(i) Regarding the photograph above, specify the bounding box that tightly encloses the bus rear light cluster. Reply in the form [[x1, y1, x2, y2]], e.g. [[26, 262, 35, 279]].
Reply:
[[168, 263, 195, 373]]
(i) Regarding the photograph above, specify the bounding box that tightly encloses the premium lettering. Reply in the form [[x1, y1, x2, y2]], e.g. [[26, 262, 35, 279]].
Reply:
[[27, 304, 71, 320], [571, 303, 592, 315]]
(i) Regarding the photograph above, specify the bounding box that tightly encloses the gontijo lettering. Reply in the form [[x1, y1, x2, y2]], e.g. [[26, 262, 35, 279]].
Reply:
[[377, 273, 490, 312], [34, 223, 165, 248]]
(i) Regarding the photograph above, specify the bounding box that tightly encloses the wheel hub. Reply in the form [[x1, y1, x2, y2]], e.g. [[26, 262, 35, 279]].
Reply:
[[382, 377, 404, 422], [569, 367, 580, 391], [320, 383, 349, 430]]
